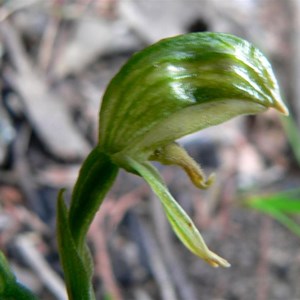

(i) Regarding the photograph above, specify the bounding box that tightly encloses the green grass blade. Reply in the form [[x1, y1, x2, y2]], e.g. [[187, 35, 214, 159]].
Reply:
[[249, 189, 300, 213], [248, 189, 300, 238]]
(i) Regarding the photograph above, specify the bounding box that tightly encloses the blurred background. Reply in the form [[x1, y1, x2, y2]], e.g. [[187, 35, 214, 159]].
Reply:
[[0, 0, 300, 299]]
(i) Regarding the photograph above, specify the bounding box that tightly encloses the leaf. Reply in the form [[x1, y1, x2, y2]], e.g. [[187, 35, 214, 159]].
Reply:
[[57, 191, 95, 300], [127, 157, 230, 268], [0, 251, 38, 300]]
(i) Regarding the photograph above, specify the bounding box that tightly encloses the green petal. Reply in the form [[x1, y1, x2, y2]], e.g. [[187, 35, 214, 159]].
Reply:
[[136, 99, 266, 158], [127, 157, 230, 268], [99, 32, 288, 157]]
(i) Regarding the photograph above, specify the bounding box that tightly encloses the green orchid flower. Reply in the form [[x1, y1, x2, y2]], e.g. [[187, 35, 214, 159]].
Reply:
[[57, 32, 288, 299]]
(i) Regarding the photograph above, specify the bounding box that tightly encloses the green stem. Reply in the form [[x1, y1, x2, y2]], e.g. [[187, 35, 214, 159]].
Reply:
[[57, 146, 118, 300], [68, 146, 119, 251]]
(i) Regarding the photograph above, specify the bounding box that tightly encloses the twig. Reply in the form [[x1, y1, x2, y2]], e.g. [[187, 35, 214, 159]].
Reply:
[[0, 0, 42, 22], [0, 209, 21, 248], [13, 124, 41, 210], [14, 206, 50, 236], [0, 20, 31, 73], [133, 288, 154, 300], [0, 20, 90, 160], [118, 0, 182, 44], [107, 186, 146, 230], [89, 211, 123, 300], [217, 174, 236, 237], [139, 217, 179, 300], [38, 14, 60, 72], [88, 186, 146, 299], [150, 193, 198, 300], [256, 216, 271, 300], [14, 233, 68, 300]]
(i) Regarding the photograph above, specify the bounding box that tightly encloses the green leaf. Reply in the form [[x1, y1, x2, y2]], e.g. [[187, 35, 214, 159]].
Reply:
[[57, 191, 95, 300], [127, 157, 230, 268], [99, 32, 287, 159], [0, 251, 38, 300]]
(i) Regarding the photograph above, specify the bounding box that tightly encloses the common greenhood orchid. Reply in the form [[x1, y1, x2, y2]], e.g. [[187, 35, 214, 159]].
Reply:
[[57, 32, 288, 299]]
